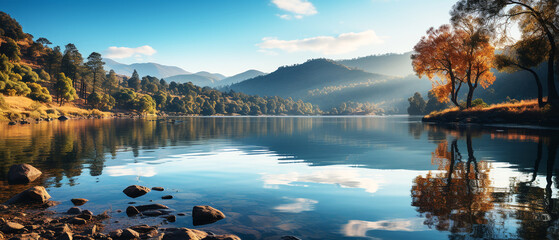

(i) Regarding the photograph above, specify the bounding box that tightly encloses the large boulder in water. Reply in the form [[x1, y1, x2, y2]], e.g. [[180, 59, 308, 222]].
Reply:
[[8, 164, 42, 184], [4, 186, 51, 205], [192, 205, 225, 226], [123, 185, 150, 198]]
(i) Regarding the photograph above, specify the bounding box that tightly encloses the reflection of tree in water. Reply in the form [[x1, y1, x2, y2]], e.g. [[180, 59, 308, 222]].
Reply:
[[414, 124, 559, 239], [411, 134, 496, 237], [512, 136, 559, 240]]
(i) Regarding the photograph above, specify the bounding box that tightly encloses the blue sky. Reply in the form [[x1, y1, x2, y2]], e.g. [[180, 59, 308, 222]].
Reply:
[[3, 0, 456, 76]]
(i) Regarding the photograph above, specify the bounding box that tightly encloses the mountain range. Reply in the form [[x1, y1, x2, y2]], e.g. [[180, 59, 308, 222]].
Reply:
[[103, 58, 190, 78], [227, 58, 432, 111], [105, 52, 543, 113]]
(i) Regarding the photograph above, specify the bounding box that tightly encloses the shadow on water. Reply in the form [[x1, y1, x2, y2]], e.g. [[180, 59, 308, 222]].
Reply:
[[411, 124, 559, 239]]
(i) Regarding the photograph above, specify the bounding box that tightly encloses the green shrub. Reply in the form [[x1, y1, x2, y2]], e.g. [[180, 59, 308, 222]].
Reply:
[[471, 98, 489, 108]]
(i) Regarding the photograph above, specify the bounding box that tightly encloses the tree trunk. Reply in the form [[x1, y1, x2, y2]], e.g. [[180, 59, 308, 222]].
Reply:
[[547, 43, 558, 104], [525, 68, 544, 107], [466, 87, 474, 108]]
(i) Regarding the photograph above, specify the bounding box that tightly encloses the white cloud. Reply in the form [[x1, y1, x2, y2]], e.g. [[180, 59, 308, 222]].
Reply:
[[274, 197, 318, 213], [104, 45, 157, 59], [342, 219, 428, 237], [257, 30, 384, 55], [262, 169, 382, 194], [272, 0, 317, 16]]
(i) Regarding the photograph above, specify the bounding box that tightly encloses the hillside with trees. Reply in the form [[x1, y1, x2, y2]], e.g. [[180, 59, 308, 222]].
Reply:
[[336, 52, 415, 77], [0, 11, 324, 120]]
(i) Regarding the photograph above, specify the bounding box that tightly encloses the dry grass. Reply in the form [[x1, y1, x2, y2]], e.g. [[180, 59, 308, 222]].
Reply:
[[424, 99, 557, 126], [0, 95, 111, 121]]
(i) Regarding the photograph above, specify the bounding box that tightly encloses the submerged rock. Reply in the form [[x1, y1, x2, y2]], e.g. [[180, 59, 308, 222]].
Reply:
[[5, 186, 51, 205], [151, 187, 164, 191], [8, 164, 42, 184], [123, 185, 150, 198], [192, 206, 226, 226], [161, 195, 173, 199]]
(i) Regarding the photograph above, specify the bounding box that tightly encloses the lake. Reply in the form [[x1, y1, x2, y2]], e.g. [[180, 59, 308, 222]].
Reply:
[[0, 116, 558, 240]]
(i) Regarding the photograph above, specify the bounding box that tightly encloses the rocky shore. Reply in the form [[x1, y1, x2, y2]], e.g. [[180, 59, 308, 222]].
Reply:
[[1, 164, 302, 240]]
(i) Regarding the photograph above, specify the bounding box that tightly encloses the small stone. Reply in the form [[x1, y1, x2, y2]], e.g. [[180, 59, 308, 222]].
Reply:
[[123, 185, 150, 198], [77, 214, 92, 220], [67, 207, 81, 215], [121, 228, 140, 239], [84, 225, 96, 235], [57, 232, 73, 240], [0, 205, 8, 210], [135, 204, 169, 212], [52, 224, 71, 234], [192, 205, 226, 226], [126, 206, 140, 217], [161, 195, 173, 200], [81, 210, 93, 216], [151, 187, 164, 191], [128, 202, 136, 204], [116, 209, 122, 213], [68, 217, 86, 225], [177, 213, 186, 216], [109, 229, 122, 239], [70, 198, 88, 206], [2, 221, 25, 233], [11, 232, 40, 239], [58, 116, 69, 121], [163, 215, 176, 222]]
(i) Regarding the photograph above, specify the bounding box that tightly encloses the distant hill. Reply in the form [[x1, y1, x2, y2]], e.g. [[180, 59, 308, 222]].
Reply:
[[103, 58, 190, 78], [164, 73, 217, 87], [193, 71, 226, 81], [336, 52, 414, 77], [228, 59, 431, 111], [216, 70, 266, 87]]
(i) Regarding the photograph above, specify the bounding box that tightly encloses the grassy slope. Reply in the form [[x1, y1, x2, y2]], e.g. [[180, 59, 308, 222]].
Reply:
[[0, 95, 111, 121], [423, 99, 559, 126]]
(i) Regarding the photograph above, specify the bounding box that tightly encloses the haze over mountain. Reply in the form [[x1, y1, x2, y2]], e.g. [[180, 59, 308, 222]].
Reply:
[[103, 58, 190, 79], [228, 59, 432, 111], [336, 52, 414, 77]]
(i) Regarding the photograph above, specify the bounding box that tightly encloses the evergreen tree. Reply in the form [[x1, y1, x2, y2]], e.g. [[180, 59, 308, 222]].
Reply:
[[0, 38, 21, 62], [128, 69, 141, 91], [54, 72, 77, 105]]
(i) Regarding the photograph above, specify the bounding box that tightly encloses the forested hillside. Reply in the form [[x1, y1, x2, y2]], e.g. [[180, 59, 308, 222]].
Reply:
[[0, 11, 324, 119]]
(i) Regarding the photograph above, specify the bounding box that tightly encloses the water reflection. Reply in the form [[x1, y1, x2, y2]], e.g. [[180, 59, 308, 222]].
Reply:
[[1, 117, 559, 239], [411, 125, 559, 239]]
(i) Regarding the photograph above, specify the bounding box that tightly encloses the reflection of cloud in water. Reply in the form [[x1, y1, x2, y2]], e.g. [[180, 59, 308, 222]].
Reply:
[[342, 219, 427, 237], [106, 164, 156, 177], [274, 197, 318, 213], [262, 169, 382, 193]]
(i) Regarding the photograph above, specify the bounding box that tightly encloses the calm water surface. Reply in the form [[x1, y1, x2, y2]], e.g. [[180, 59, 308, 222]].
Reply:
[[0, 116, 558, 240]]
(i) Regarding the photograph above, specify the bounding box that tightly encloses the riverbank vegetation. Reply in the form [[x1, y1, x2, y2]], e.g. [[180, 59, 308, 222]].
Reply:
[[407, 0, 558, 124]]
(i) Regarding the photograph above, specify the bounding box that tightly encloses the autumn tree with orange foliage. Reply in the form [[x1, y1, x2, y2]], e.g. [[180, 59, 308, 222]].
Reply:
[[412, 17, 496, 109]]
